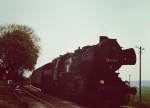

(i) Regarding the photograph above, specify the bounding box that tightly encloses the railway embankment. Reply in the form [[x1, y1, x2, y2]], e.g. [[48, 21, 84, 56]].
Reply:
[[0, 81, 84, 108], [22, 85, 85, 108]]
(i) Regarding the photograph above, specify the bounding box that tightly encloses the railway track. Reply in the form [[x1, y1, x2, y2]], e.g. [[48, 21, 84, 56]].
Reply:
[[13, 85, 84, 108], [13, 85, 135, 108], [23, 88, 69, 108], [1, 81, 136, 108]]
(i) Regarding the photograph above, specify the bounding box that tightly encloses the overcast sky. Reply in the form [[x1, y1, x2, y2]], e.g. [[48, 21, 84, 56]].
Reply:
[[0, 0, 149, 81]]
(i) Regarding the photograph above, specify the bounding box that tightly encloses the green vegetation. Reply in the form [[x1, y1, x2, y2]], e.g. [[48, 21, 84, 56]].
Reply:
[[0, 24, 40, 82], [128, 87, 150, 108], [0, 85, 19, 108], [0, 81, 27, 108]]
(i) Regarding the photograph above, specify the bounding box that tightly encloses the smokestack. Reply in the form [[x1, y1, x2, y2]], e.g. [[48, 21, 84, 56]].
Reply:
[[99, 36, 108, 43]]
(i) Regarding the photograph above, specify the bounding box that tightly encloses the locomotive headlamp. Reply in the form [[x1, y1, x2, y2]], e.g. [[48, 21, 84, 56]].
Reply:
[[99, 80, 105, 84]]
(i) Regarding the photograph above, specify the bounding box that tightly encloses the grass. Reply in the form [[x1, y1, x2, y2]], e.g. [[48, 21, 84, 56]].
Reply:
[[0, 81, 26, 108], [128, 87, 150, 108], [0, 86, 19, 108]]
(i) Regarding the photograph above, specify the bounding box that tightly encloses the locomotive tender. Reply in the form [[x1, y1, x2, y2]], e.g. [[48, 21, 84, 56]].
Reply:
[[31, 36, 137, 108]]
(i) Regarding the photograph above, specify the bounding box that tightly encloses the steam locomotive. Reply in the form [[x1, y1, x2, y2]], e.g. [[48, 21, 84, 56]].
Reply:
[[31, 36, 137, 108]]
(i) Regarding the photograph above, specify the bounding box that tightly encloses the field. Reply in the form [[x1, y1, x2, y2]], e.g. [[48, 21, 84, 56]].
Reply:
[[128, 87, 150, 108]]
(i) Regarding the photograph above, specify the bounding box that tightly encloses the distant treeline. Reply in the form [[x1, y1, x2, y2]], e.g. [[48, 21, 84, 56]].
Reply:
[[130, 80, 150, 87]]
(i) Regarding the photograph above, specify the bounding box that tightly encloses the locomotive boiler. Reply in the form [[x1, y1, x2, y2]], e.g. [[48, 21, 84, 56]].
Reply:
[[31, 36, 137, 108]]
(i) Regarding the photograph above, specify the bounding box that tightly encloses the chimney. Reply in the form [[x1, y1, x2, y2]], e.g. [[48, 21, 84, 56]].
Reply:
[[99, 36, 108, 43]]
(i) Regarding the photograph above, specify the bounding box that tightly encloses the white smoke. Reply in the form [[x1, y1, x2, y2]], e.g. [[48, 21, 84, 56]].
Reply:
[[22, 69, 32, 78]]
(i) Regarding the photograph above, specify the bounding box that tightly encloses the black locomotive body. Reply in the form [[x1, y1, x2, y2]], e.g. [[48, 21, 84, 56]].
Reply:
[[31, 36, 137, 107]]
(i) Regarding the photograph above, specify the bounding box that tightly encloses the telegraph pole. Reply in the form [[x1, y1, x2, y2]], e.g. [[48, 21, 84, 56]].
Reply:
[[129, 74, 131, 87], [139, 46, 142, 103], [136, 46, 144, 103]]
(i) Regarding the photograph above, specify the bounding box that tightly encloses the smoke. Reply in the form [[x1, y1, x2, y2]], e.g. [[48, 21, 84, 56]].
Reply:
[[22, 69, 32, 78]]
